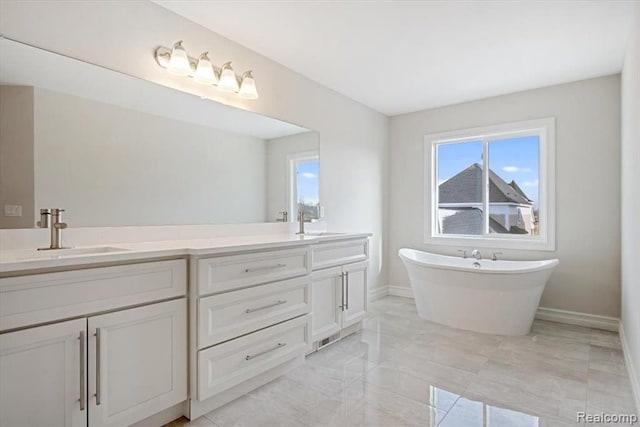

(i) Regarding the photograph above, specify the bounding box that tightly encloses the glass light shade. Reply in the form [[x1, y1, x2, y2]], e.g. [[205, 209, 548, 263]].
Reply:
[[193, 52, 218, 85], [167, 41, 191, 76], [218, 62, 239, 92], [238, 71, 259, 99]]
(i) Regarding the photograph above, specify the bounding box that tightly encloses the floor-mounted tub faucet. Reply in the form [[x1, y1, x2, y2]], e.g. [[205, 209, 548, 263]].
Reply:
[[471, 249, 482, 260], [37, 208, 68, 250]]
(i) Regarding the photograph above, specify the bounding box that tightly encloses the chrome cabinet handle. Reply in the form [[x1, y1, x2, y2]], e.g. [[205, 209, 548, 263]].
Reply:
[[245, 300, 287, 314], [244, 264, 286, 273], [339, 272, 345, 311], [94, 328, 101, 405], [245, 342, 286, 361], [345, 272, 350, 311], [79, 331, 86, 411]]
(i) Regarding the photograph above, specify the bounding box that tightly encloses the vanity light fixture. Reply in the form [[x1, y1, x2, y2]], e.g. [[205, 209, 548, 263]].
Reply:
[[155, 41, 258, 99], [193, 52, 218, 85], [218, 62, 240, 92], [166, 41, 192, 76], [239, 71, 259, 100]]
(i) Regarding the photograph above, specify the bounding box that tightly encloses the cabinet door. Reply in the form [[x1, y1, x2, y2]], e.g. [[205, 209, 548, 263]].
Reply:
[[342, 261, 368, 328], [0, 319, 87, 427], [88, 299, 187, 427], [311, 267, 342, 341]]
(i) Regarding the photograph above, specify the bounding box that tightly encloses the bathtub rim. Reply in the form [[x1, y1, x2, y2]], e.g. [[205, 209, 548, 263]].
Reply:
[[398, 247, 559, 275]]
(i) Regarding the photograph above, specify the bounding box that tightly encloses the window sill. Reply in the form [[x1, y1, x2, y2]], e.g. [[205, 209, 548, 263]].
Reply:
[[424, 234, 555, 251]]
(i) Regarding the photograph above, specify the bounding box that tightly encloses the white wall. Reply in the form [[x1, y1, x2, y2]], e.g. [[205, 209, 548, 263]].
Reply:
[[0, 86, 34, 228], [0, 0, 389, 290], [389, 75, 621, 317], [621, 3, 640, 410], [266, 131, 319, 222], [33, 88, 267, 226]]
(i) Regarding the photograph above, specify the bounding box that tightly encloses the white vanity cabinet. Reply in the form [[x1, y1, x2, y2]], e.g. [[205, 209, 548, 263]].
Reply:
[[189, 245, 312, 419], [0, 318, 87, 427], [311, 238, 369, 345], [0, 260, 188, 427]]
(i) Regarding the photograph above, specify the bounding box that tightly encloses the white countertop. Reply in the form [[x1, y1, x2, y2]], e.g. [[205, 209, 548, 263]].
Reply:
[[0, 232, 371, 274]]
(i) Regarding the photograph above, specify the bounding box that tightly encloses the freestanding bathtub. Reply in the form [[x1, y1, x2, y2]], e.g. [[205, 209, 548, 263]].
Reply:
[[398, 248, 559, 335]]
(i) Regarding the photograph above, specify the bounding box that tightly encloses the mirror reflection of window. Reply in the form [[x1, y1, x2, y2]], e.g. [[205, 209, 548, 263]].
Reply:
[[290, 154, 320, 221]]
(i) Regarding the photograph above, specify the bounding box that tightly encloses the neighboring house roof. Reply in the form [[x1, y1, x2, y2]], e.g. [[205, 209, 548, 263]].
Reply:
[[439, 163, 532, 205], [440, 207, 522, 234]]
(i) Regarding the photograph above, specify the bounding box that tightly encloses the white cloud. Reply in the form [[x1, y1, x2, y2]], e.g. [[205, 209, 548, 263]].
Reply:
[[522, 179, 539, 188], [301, 172, 317, 179], [503, 166, 532, 173]]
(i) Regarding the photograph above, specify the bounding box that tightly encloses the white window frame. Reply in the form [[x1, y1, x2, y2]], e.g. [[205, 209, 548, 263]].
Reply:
[[286, 151, 320, 222], [424, 117, 556, 251]]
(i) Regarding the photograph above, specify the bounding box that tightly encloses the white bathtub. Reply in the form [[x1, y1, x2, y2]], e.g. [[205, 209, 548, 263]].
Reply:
[[398, 248, 559, 335]]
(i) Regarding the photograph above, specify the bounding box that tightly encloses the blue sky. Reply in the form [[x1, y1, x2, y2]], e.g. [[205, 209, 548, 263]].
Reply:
[[437, 135, 539, 207], [297, 159, 319, 205]]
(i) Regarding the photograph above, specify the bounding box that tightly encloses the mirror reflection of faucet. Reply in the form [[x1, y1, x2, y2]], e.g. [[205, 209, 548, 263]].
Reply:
[[37, 208, 69, 250], [276, 211, 288, 222]]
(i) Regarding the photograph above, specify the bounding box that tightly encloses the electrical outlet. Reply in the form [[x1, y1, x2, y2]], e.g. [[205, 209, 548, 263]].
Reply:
[[4, 205, 23, 217]]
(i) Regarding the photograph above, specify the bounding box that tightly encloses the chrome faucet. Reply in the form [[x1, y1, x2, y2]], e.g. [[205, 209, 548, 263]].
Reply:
[[296, 210, 306, 235], [471, 249, 482, 260], [37, 208, 68, 250]]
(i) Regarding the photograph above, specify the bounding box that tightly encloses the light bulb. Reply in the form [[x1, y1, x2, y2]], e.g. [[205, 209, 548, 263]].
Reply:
[[218, 62, 239, 92], [238, 71, 259, 99], [194, 52, 218, 85], [167, 41, 192, 76]]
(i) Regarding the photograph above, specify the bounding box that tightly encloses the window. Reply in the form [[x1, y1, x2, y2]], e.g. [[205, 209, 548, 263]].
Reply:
[[288, 152, 320, 221], [425, 118, 555, 250]]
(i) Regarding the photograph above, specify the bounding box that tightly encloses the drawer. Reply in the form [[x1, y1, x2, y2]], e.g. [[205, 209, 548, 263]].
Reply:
[[197, 247, 311, 295], [312, 238, 369, 270], [0, 259, 186, 331], [197, 314, 310, 401], [198, 276, 311, 348]]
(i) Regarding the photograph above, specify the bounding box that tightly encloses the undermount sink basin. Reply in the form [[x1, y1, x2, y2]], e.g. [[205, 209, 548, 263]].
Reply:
[[303, 232, 347, 237], [2, 246, 130, 262]]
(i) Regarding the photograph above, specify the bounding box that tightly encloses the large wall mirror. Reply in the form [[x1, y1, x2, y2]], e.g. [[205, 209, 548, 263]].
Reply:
[[0, 38, 319, 229]]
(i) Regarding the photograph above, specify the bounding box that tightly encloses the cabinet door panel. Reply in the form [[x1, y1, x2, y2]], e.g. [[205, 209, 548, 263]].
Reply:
[[311, 267, 342, 341], [88, 299, 186, 427], [342, 261, 368, 328], [0, 319, 87, 427]]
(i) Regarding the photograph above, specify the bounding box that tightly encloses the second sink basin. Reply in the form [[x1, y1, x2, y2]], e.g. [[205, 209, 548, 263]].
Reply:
[[2, 246, 130, 262]]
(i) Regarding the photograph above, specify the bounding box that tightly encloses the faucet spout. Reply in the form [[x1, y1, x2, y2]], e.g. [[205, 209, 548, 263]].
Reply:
[[38, 208, 68, 250], [296, 210, 305, 235], [471, 249, 482, 260]]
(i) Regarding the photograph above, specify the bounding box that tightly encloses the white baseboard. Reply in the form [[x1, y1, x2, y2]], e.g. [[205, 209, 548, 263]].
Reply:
[[620, 322, 640, 415], [387, 285, 414, 298], [377, 284, 620, 332], [368, 286, 389, 301], [535, 307, 619, 332]]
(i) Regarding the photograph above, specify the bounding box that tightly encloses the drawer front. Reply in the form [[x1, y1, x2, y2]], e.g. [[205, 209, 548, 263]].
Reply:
[[312, 239, 368, 270], [0, 259, 186, 331], [198, 276, 311, 348], [197, 314, 310, 401], [197, 247, 311, 296]]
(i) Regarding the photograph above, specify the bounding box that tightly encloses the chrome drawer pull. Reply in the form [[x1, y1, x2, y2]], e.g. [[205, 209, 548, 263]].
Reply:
[[79, 331, 86, 411], [244, 263, 286, 273], [94, 328, 101, 405], [245, 300, 287, 314], [245, 342, 287, 361]]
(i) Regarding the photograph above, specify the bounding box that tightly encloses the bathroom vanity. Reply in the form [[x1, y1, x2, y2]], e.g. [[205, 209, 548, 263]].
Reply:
[[0, 233, 369, 426]]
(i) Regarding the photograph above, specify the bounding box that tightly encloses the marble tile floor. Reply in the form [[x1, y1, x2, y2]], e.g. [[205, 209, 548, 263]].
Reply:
[[166, 296, 638, 427]]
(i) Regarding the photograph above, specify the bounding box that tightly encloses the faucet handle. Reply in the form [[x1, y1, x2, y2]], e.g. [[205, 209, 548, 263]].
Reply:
[[492, 252, 503, 261], [457, 250, 467, 259]]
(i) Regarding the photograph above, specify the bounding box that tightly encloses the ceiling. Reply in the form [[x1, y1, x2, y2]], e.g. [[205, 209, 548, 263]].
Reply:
[[154, 0, 636, 116]]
